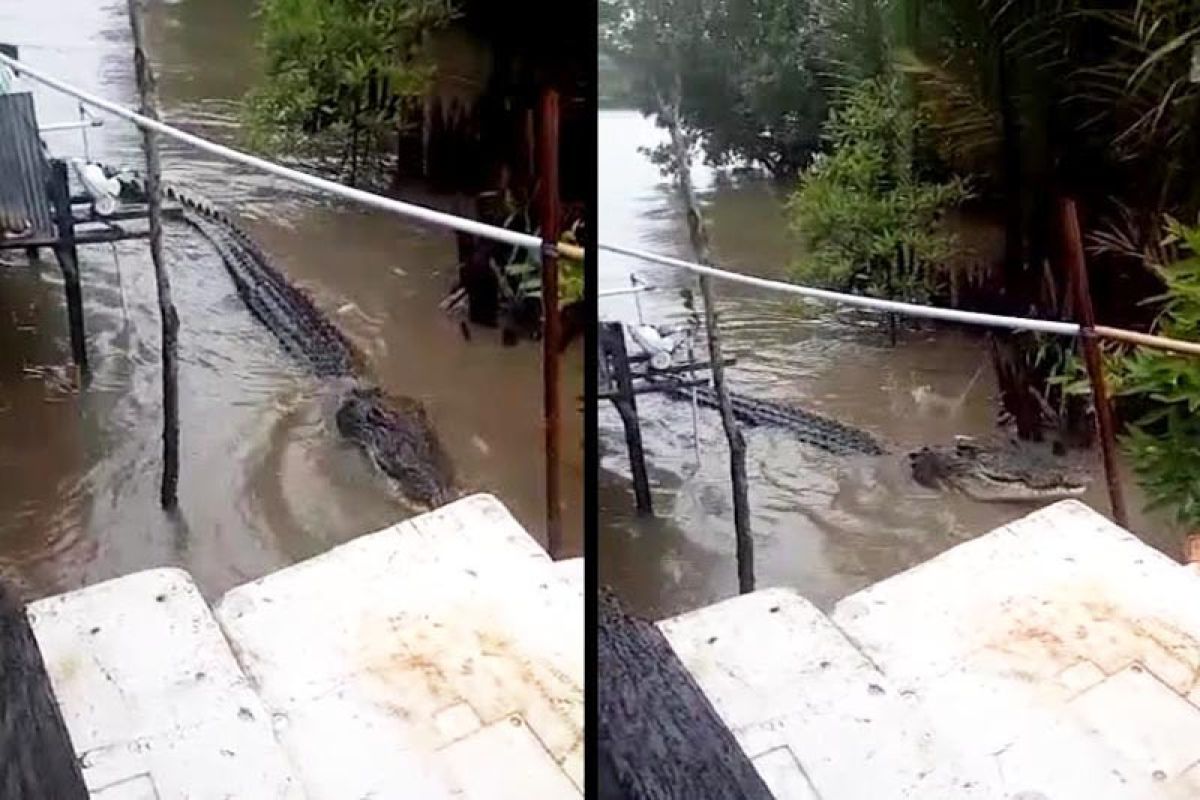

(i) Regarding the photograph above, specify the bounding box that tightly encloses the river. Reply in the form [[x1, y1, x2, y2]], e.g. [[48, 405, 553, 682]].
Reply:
[[0, 0, 583, 601], [597, 108, 1180, 621]]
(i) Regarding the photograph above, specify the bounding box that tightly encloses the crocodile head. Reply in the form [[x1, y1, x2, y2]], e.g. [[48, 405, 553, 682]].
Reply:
[[909, 436, 1089, 503], [335, 386, 457, 509]]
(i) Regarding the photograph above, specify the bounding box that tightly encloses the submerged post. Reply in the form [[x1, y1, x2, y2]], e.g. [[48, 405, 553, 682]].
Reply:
[[47, 160, 87, 374], [538, 88, 562, 558], [658, 88, 754, 594], [128, 0, 180, 510], [1062, 198, 1128, 528], [601, 322, 653, 515]]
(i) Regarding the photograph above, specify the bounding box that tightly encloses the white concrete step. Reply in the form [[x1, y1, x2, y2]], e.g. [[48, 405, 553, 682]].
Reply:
[[663, 500, 1200, 799], [660, 588, 986, 799], [555, 557, 584, 594], [833, 499, 1200, 799], [29, 493, 582, 799], [29, 568, 303, 799], [215, 493, 583, 799]]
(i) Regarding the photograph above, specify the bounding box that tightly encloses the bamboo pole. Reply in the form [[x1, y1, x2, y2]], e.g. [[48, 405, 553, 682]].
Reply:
[[1095, 326, 1200, 358], [128, 0, 180, 510], [658, 89, 754, 594], [1063, 198, 1127, 528], [539, 89, 562, 559], [556, 241, 585, 262]]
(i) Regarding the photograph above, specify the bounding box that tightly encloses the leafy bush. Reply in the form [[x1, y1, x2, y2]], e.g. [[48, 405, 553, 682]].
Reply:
[[787, 75, 969, 302], [1110, 221, 1200, 526], [1050, 221, 1200, 525], [244, 0, 455, 167]]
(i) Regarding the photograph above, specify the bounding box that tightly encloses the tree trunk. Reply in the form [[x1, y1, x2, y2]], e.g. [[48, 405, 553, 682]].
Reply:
[[990, 50, 1044, 439], [658, 91, 754, 595]]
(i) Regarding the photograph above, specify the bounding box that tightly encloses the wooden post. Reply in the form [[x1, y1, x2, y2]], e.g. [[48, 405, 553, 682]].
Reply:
[[0, 581, 90, 799], [128, 0, 180, 510], [658, 87, 754, 594], [538, 89, 562, 558], [602, 322, 653, 515], [1062, 198, 1128, 528], [597, 587, 774, 798], [48, 159, 87, 374]]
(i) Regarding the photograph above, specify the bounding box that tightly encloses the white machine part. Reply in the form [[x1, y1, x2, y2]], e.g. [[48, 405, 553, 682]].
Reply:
[[629, 324, 675, 370], [70, 159, 121, 216]]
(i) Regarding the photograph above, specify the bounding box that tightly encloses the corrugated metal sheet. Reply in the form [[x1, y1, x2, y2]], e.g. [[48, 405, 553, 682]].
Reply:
[[0, 91, 54, 238]]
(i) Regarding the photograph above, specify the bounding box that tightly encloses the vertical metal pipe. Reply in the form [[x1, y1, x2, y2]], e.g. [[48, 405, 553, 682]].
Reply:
[[1062, 198, 1128, 528], [538, 89, 562, 558]]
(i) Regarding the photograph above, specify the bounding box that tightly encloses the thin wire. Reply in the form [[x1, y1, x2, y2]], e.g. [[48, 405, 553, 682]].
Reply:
[[687, 328, 701, 463], [78, 102, 90, 161], [631, 273, 645, 326], [109, 242, 128, 326]]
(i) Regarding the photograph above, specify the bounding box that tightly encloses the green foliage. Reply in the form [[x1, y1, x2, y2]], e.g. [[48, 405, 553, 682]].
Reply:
[[243, 0, 455, 166], [786, 75, 969, 300], [603, 0, 830, 178], [1106, 221, 1200, 526], [497, 221, 584, 311], [557, 223, 586, 307]]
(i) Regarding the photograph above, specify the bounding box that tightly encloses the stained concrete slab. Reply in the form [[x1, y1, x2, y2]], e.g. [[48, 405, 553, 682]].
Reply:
[[215, 493, 583, 798], [664, 500, 1200, 799], [660, 588, 989, 799], [28, 493, 582, 799], [28, 568, 303, 799]]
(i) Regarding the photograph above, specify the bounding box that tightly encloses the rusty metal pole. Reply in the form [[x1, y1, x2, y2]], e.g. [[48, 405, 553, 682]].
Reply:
[[1062, 198, 1128, 528], [538, 89, 562, 558]]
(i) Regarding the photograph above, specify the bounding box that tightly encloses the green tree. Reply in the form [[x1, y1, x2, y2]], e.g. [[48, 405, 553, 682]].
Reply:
[[603, 0, 830, 178], [243, 0, 456, 185], [865, 0, 1200, 438], [788, 75, 969, 305]]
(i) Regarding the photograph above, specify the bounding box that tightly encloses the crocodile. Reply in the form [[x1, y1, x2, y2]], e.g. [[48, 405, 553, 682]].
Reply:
[[107, 169, 455, 509], [909, 437, 1088, 503], [657, 380, 1089, 502]]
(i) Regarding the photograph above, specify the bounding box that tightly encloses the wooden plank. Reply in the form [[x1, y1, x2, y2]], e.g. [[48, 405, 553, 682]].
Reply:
[[0, 581, 89, 800], [0, 229, 151, 250], [597, 587, 774, 800]]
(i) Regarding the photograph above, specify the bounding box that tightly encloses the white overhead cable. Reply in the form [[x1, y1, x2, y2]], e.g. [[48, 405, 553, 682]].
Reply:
[[598, 241, 1082, 337], [0, 52, 544, 253]]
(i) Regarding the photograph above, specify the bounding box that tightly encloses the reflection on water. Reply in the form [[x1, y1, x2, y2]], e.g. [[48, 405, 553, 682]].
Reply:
[[598, 109, 1180, 621], [0, 0, 581, 601]]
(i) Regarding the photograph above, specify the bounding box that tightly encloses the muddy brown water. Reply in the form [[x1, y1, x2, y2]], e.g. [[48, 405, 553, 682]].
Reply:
[[0, 0, 582, 601], [598, 108, 1182, 621]]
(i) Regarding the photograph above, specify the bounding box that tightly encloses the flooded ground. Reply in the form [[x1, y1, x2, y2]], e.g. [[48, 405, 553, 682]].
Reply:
[[598, 108, 1181, 621], [0, 0, 582, 601]]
